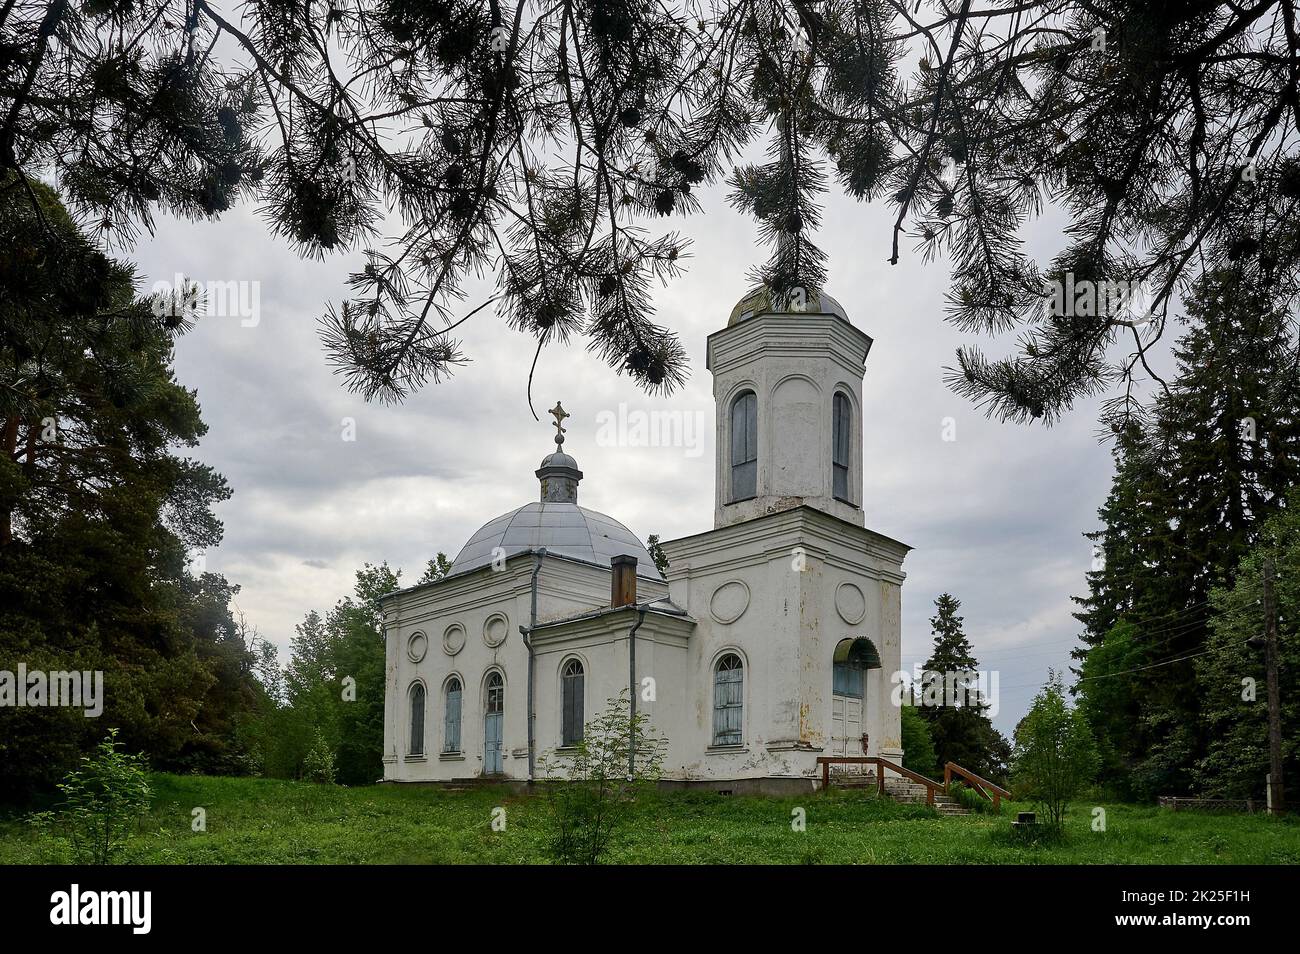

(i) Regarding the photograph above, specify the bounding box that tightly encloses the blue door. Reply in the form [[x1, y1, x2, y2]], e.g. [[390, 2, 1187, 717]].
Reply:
[[484, 672, 504, 774]]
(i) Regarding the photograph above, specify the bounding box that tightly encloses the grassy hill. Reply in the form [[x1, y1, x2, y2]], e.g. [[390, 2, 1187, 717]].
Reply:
[[2, 773, 1297, 864]]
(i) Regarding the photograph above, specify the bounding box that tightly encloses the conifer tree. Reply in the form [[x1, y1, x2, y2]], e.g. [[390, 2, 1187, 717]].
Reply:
[[0, 177, 264, 798], [3, 2, 1297, 419], [916, 593, 1008, 781], [1195, 491, 1300, 798], [1074, 267, 1300, 797], [922, 593, 978, 675]]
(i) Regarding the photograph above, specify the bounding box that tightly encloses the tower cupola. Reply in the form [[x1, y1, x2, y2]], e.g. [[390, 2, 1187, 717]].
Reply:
[[706, 286, 873, 528], [536, 401, 582, 503]]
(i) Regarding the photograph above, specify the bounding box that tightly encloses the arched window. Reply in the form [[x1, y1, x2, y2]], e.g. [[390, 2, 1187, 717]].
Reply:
[[712, 653, 744, 745], [832, 392, 851, 501], [561, 659, 585, 746], [443, 678, 462, 753], [730, 391, 758, 501], [408, 682, 426, 757], [486, 671, 504, 712], [484, 671, 504, 774]]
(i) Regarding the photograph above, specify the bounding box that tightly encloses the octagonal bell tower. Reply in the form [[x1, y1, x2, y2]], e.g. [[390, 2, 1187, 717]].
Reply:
[[706, 287, 873, 529]]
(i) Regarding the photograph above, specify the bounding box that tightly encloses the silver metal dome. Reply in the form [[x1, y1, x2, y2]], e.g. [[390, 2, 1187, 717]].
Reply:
[[727, 285, 851, 326], [539, 450, 579, 469], [447, 502, 663, 581]]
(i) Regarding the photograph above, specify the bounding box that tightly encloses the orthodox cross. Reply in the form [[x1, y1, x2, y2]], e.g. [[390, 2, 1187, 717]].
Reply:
[[548, 401, 570, 449]]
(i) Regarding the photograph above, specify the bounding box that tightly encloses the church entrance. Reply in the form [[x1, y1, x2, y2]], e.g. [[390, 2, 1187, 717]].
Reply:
[[484, 672, 504, 774], [831, 660, 865, 767], [830, 637, 882, 773]]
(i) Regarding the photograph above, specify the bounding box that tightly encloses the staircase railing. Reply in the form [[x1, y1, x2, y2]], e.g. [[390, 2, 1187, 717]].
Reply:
[[943, 762, 1012, 809], [816, 756, 944, 805], [817, 756, 1012, 811]]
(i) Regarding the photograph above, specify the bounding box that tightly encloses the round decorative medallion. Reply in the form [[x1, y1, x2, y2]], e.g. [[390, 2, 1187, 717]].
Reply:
[[406, 631, 428, 663], [835, 582, 867, 625], [483, 613, 509, 647], [441, 623, 466, 656], [709, 580, 751, 624]]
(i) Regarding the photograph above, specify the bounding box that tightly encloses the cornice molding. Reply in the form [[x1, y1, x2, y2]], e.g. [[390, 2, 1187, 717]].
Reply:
[[382, 551, 667, 622], [659, 506, 910, 584], [529, 606, 694, 649], [706, 314, 873, 378]]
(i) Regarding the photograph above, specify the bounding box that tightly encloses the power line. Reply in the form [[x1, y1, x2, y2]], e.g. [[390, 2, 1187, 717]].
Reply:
[[907, 600, 1210, 661], [996, 642, 1233, 691], [969, 614, 1206, 659], [1076, 647, 1217, 681], [1075, 615, 1209, 659]]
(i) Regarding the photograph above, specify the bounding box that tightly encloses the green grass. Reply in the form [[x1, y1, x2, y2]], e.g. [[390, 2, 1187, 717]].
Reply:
[[2, 773, 1297, 864]]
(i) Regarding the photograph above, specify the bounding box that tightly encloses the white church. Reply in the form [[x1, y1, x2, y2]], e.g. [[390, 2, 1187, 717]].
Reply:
[[380, 287, 911, 792]]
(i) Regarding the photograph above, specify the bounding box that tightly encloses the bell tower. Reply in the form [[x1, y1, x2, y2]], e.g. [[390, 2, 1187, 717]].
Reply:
[[706, 287, 873, 529]]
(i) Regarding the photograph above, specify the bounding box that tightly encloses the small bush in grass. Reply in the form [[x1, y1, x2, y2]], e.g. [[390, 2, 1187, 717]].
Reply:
[[539, 691, 666, 864], [991, 819, 1065, 848], [302, 728, 337, 784], [32, 729, 153, 864]]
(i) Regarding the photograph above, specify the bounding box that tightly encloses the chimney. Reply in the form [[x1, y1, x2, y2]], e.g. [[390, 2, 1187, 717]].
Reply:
[[611, 554, 638, 608]]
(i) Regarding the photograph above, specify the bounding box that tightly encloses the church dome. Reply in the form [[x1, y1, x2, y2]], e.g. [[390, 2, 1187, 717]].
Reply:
[[727, 285, 851, 326], [538, 450, 579, 470], [446, 400, 662, 581], [447, 502, 663, 581]]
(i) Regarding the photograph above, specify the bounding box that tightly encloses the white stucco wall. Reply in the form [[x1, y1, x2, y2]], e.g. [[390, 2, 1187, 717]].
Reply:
[[659, 506, 908, 782], [381, 303, 911, 788], [380, 554, 668, 782]]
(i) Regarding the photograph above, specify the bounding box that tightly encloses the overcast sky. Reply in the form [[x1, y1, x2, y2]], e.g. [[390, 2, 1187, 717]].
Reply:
[[126, 170, 1176, 736]]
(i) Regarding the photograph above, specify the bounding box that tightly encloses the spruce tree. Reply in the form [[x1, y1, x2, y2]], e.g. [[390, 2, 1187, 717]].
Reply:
[[916, 593, 1008, 781], [1194, 491, 1300, 798], [922, 593, 978, 675], [1074, 267, 1300, 798]]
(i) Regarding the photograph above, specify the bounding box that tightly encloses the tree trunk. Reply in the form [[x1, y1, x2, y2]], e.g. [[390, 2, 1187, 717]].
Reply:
[[0, 413, 18, 545]]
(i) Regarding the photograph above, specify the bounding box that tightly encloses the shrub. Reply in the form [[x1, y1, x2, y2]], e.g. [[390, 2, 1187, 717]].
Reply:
[[1012, 674, 1098, 831], [46, 729, 152, 864], [539, 691, 666, 864], [948, 780, 997, 814], [900, 704, 939, 777], [991, 819, 1065, 848], [302, 728, 337, 784]]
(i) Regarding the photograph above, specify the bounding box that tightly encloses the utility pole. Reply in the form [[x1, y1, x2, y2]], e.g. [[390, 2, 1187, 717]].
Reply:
[[1262, 554, 1285, 816]]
